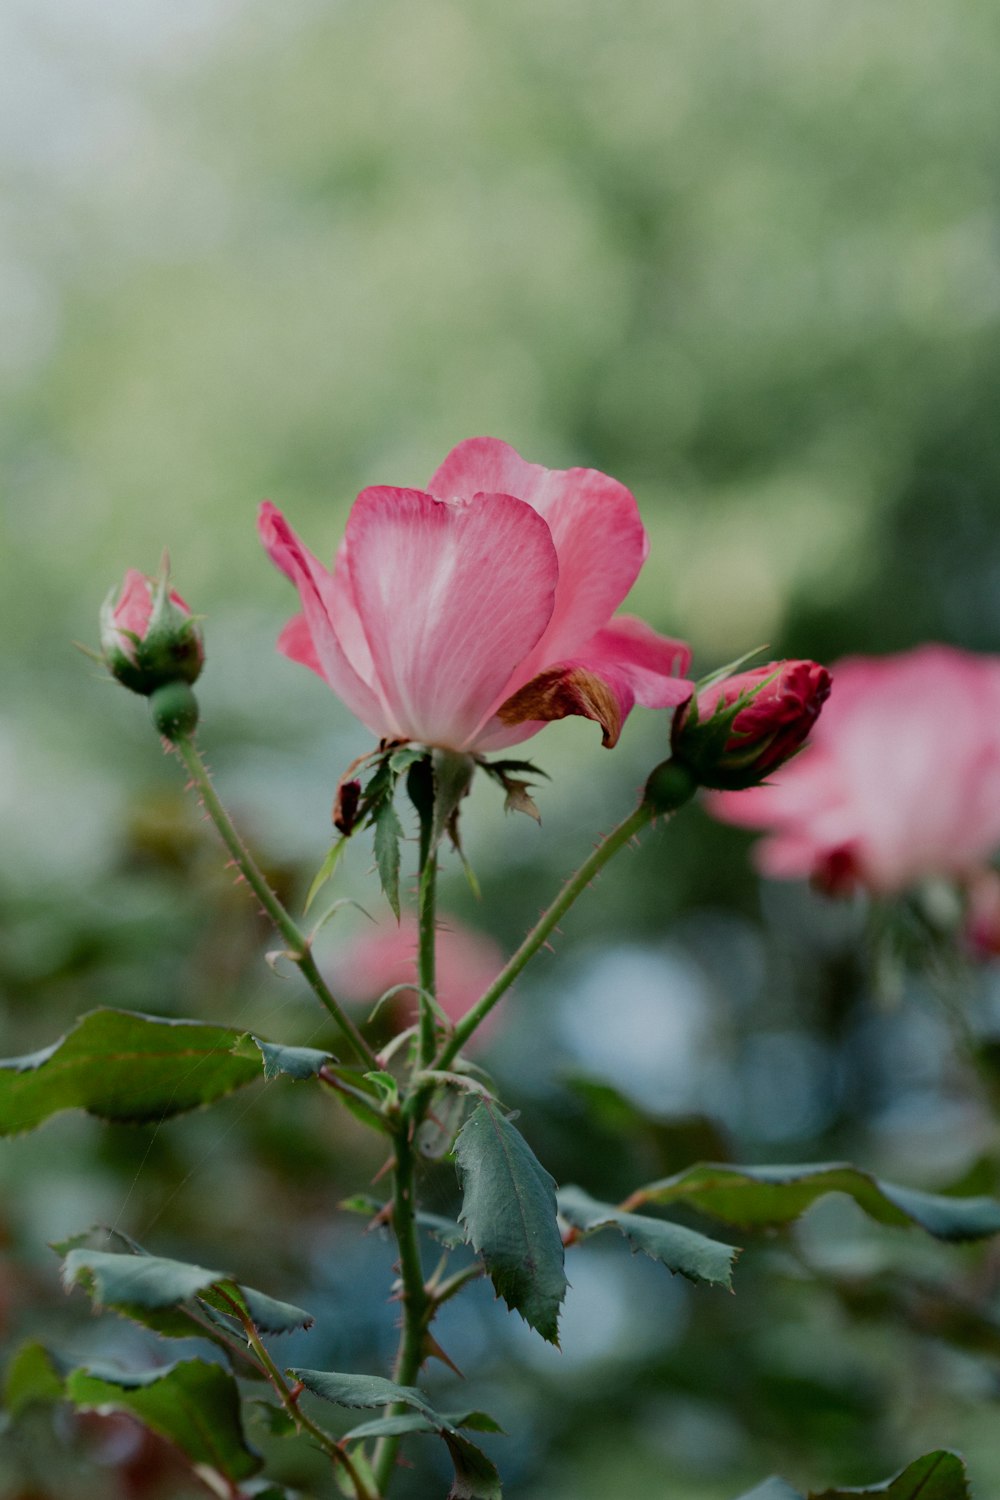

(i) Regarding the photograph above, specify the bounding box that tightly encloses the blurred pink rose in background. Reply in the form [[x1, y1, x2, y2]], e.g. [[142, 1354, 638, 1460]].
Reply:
[[709, 646, 1000, 895], [333, 913, 505, 1043], [259, 437, 692, 752]]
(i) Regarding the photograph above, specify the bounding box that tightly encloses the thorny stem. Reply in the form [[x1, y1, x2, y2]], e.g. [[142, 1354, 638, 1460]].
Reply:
[[180, 1306, 262, 1374], [434, 799, 657, 1069], [173, 734, 377, 1070], [221, 1294, 376, 1500], [371, 1118, 431, 1492], [372, 791, 439, 1492], [369, 795, 680, 1490], [415, 831, 438, 1070]]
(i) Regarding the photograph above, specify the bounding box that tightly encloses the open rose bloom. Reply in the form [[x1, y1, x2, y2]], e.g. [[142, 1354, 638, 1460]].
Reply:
[[710, 646, 1000, 895], [259, 438, 692, 752]]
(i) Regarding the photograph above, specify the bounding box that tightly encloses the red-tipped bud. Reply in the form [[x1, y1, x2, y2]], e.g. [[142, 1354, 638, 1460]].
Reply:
[[671, 659, 831, 791], [100, 562, 204, 697]]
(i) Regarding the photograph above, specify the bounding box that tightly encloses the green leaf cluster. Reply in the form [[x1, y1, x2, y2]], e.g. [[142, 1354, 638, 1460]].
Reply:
[[4, 1238, 321, 1492], [0, 1007, 401, 1146], [307, 747, 416, 915], [736, 1449, 969, 1498], [60, 1234, 314, 1339], [557, 1184, 739, 1289], [309, 744, 438, 917], [291, 1367, 503, 1500], [634, 1161, 1000, 1241], [453, 1099, 568, 1343], [0, 1008, 260, 1133], [308, 745, 485, 918], [5, 1349, 262, 1487]]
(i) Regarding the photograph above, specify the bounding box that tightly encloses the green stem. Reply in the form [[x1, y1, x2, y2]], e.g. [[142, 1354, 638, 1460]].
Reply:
[[416, 833, 438, 1070], [430, 1260, 484, 1309], [435, 800, 656, 1069], [174, 734, 377, 1070], [222, 1295, 376, 1500], [370, 786, 681, 1488], [373, 794, 439, 1492], [371, 1121, 430, 1493], [413, 768, 440, 1074]]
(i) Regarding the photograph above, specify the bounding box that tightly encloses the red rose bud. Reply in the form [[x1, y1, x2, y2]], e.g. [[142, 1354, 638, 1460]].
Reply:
[[100, 561, 204, 697], [671, 659, 831, 790]]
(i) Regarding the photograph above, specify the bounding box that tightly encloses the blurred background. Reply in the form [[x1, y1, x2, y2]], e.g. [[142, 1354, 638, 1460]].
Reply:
[[4, 1, 1000, 1495]]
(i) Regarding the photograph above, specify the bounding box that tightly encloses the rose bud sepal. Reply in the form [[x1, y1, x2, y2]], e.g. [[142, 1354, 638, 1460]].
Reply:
[[100, 559, 204, 696], [149, 681, 200, 742], [643, 760, 698, 814], [671, 659, 831, 791]]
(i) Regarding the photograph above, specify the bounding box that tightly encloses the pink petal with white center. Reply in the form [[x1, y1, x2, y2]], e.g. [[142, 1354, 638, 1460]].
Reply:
[[258, 501, 388, 736], [488, 614, 694, 750], [429, 437, 648, 673], [344, 486, 558, 749]]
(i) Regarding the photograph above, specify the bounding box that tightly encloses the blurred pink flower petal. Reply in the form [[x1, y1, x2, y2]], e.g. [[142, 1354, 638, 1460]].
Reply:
[[333, 914, 505, 1045], [260, 438, 691, 752], [709, 646, 1000, 894]]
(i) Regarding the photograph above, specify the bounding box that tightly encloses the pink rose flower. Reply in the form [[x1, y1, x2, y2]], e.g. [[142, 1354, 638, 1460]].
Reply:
[[333, 914, 504, 1043], [259, 437, 692, 752], [100, 567, 203, 696], [672, 659, 831, 790], [709, 646, 1000, 895]]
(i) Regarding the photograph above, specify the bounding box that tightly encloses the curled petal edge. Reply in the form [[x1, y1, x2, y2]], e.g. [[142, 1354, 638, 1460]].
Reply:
[[496, 619, 695, 749], [497, 666, 627, 748]]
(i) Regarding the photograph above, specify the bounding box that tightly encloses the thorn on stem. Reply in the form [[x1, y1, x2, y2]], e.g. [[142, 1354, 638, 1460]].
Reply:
[[371, 1153, 395, 1184], [362, 1199, 393, 1233], [423, 1332, 464, 1377]]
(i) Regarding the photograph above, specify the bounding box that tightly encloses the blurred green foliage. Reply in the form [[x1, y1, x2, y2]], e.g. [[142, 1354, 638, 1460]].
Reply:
[[4, 1, 1000, 1496]]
